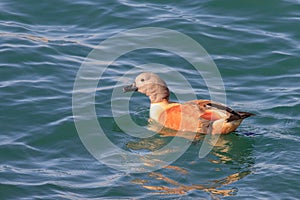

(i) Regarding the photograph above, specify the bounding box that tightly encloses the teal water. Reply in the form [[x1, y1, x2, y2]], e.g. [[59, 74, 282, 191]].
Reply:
[[1, 0, 300, 199]]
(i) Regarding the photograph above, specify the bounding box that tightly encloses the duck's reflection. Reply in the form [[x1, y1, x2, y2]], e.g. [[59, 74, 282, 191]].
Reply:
[[132, 168, 251, 197], [128, 122, 254, 198]]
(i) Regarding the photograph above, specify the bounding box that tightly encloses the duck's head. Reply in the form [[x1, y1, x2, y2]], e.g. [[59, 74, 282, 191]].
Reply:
[[123, 72, 170, 103]]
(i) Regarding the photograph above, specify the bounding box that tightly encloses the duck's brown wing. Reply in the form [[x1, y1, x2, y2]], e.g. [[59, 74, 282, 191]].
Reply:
[[190, 100, 254, 122]]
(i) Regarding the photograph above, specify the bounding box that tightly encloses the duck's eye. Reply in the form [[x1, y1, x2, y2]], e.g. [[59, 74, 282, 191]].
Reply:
[[141, 78, 145, 82]]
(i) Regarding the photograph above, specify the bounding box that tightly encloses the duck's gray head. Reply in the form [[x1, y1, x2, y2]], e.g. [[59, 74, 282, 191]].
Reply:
[[123, 72, 169, 103]]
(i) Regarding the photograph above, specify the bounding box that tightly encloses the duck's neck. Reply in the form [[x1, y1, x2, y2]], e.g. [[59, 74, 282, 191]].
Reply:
[[144, 85, 169, 103], [150, 98, 169, 104]]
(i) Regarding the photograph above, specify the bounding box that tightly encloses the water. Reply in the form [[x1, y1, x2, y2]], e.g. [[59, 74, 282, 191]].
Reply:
[[1, 0, 300, 199]]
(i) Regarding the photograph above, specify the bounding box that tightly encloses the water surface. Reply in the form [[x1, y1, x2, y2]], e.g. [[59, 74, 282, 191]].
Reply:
[[1, 0, 300, 199]]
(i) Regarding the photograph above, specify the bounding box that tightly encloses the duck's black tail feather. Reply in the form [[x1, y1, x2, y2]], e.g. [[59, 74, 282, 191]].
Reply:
[[226, 111, 255, 122], [237, 111, 255, 119], [207, 102, 255, 122]]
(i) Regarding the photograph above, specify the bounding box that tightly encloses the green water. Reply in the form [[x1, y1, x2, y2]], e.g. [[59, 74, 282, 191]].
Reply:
[[1, 0, 300, 199]]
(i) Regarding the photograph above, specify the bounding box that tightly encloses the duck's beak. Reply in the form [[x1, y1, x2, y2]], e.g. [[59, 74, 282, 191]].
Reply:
[[123, 83, 138, 93]]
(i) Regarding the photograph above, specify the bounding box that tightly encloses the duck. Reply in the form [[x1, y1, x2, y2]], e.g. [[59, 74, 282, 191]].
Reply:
[[123, 72, 254, 134]]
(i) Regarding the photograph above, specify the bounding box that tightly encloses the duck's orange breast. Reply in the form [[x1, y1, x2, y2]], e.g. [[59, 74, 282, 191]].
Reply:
[[150, 101, 215, 133], [158, 105, 194, 132]]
